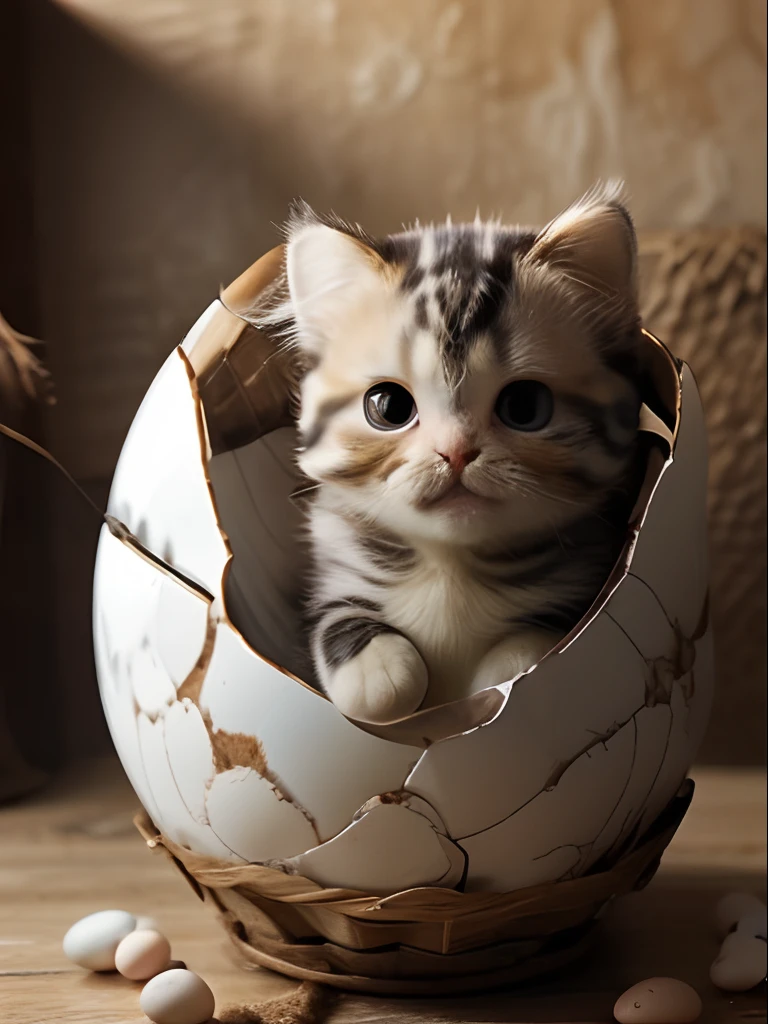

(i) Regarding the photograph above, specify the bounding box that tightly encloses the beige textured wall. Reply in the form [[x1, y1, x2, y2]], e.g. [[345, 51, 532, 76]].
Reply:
[[54, 0, 767, 232], [36, 0, 766, 479]]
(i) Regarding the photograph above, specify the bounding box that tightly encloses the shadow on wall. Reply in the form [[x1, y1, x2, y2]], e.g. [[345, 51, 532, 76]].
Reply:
[[12, 0, 767, 768], [27, 3, 344, 765]]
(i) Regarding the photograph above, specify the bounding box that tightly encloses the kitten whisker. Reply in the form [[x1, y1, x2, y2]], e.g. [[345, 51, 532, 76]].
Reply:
[[291, 483, 322, 500]]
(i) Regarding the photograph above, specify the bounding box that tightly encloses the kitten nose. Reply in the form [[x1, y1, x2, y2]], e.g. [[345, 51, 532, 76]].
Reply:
[[437, 447, 480, 473]]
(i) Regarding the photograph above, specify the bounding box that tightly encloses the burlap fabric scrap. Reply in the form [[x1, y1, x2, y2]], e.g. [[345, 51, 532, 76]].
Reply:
[[135, 779, 693, 996]]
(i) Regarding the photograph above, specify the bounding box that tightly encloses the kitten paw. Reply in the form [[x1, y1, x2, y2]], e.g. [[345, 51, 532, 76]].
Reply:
[[471, 631, 559, 692], [325, 634, 428, 725]]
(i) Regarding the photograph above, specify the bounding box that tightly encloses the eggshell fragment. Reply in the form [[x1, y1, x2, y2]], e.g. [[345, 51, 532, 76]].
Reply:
[[106, 348, 229, 596], [62, 909, 136, 971], [613, 977, 702, 1023], [115, 928, 172, 980], [283, 800, 464, 893], [714, 891, 766, 938], [710, 931, 768, 992], [140, 968, 215, 1024]]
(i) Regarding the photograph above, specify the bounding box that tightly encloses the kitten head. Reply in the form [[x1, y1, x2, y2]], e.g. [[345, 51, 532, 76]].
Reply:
[[273, 184, 642, 547]]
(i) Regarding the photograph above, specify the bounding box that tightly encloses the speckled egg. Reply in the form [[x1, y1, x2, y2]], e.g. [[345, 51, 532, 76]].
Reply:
[[614, 977, 702, 1023], [94, 248, 713, 899]]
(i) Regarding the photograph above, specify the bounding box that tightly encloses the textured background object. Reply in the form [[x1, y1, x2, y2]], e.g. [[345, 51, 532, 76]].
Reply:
[[638, 228, 767, 765]]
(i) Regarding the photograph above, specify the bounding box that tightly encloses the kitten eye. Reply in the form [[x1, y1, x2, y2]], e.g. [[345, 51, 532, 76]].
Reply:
[[364, 383, 418, 430], [495, 381, 554, 431]]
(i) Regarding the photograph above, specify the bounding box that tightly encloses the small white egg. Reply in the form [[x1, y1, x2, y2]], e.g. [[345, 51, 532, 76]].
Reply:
[[115, 928, 171, 981], [140, 968, 215, 1024], [613, 976, 702, 1023], [62, 909, 136, 971], [714, 892, 766, 937], [710, 931, 768, 992], [736, 904, 768, 940]]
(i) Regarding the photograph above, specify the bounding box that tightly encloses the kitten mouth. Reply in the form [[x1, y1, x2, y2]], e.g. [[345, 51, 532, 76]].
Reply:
[[420, 481, 496, 512]]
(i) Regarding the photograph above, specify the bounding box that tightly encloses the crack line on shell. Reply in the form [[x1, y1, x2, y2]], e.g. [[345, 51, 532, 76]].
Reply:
[[121, 594, 251, 859], [456, 703, 651, 842], [543, 711, 644, 793], [584, 714, 640, 870], [528, 715, 640, 878], [605, 611, 647, 662], [98, 612, 164, 829], [198, 702, 322, 847], [626, 571, 677, 631], [532, 844, 589, 884], [0, 419, 215, 603], [158, 709, 244, 861], [434, 597, 704, 845], [277, 779, 448, 866], [608, 704, 675, 859], [606, 605, 700, 709], [279, 792, 460, 883], [104, 516, 214, 601], [634, 703, 677, 838]]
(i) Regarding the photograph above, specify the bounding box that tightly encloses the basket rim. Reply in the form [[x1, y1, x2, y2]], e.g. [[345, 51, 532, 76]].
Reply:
[[134, 780, 693, 993], [135, 778, 693, 921]]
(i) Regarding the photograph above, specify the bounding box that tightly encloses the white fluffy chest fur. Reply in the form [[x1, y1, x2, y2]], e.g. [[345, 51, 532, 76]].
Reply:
[[308, 503, 530, 704], [381, 550, 511, 704]]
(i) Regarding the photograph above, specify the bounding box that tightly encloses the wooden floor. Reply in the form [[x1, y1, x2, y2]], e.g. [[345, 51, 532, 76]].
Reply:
[[0, 759, 765, 1024]]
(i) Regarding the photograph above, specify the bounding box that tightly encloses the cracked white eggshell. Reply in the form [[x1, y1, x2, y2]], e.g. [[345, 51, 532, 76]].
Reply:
[[105, 347, 228, 597], [204, 766, 319, 861], [457, 717, 641, 891], [136, 711, 238, 860], [95, 276, 712, 898], [405, 611, 653, 854], [162, 699, 218, 827], [198, 621, 424, 844], [630, 366, 709, 637], [282, 800, 465, 894]]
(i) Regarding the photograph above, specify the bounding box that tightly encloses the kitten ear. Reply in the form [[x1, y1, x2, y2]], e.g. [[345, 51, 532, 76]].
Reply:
[[525, 183, 637, 300], [286, 207, 385, 350]]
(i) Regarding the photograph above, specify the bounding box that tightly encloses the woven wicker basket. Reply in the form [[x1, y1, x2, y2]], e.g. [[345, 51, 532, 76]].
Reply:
[[136, 779, 692, 996]]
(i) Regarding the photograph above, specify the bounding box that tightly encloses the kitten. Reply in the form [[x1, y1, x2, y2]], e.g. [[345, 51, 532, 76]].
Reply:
[[261, 184, 644, 724]]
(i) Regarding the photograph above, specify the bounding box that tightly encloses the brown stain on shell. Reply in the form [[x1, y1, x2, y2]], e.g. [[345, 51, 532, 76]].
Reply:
[[200, 710, 322, 845], [644, 590, 709, 708], [176, 613, 218, 705], [202, 711, 272, 781]]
